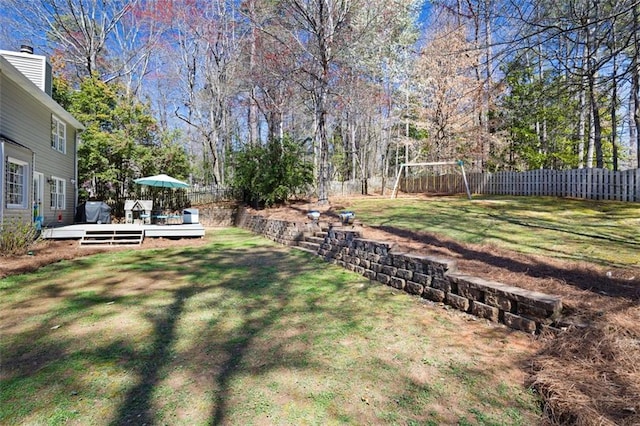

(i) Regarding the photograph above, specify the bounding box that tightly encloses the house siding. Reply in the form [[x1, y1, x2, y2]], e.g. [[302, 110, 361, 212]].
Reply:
[[1, 63, 80, 227]]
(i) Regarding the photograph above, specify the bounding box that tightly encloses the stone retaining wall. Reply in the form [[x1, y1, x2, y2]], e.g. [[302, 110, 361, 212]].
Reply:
[[235, 207, 321, 246], [236, 208, 562, 334], [195, 204, 239, 227]]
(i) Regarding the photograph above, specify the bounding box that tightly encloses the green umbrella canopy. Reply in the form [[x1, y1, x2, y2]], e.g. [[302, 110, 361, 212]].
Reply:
[[134, 174, 189, 188]]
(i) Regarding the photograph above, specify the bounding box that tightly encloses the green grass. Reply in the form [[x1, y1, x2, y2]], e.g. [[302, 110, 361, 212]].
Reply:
[[1, 228, 541, 425], [340, 195, 640, 268]]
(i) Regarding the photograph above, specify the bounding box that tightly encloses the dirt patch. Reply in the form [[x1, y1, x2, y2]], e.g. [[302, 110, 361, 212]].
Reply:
[[0, 236, 208, 279]]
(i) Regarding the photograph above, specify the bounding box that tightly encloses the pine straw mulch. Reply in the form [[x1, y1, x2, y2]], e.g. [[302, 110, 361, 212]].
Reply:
[[250, 198, 640, 426]]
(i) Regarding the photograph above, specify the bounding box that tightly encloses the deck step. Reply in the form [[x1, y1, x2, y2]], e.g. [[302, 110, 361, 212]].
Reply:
[[80, 229, 144, 246]]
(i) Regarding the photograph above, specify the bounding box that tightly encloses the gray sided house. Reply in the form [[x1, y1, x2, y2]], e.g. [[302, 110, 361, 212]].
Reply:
[[0, 48, 84, 228]]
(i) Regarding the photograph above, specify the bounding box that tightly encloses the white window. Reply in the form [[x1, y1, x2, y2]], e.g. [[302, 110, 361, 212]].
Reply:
[[51, 115, 66, 153], [50, 176, 66, 210], [6, 157, 28, 209]]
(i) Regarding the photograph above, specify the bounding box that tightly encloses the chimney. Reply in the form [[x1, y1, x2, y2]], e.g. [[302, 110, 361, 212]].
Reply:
[[0, 47, 53, 96], [19, 44, 34, 54]]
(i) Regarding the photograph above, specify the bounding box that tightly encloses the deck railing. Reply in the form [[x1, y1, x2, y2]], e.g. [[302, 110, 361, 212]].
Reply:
[[104, 186, 240, 218]]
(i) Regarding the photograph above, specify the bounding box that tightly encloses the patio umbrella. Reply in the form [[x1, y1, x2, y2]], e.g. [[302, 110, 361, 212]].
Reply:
[[134, 174, 189, 188], [134, 174, 189, 212]]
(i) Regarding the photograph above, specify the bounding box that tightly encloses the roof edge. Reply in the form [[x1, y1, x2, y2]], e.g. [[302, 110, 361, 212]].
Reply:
[[0, 55, 84, 130]]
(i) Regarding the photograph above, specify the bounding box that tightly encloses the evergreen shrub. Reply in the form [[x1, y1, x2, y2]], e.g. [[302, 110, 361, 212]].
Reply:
[[232, 136, 314, 208]]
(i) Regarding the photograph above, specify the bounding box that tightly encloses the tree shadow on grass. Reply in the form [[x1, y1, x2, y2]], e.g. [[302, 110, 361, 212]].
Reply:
[[107, 243, 351, 425], [112, 285, 196, 425]]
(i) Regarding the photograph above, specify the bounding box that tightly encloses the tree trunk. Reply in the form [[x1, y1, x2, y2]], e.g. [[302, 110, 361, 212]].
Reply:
[[578, 78, 586, 169], [634, 5, 640, 169], [634, 68, 640, 169], [611, 27, 618, 171], [589, 72, 604, 168]]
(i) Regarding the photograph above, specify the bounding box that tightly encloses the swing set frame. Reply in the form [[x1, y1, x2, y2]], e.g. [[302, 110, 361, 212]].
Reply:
[[390, 161, 472, 200]]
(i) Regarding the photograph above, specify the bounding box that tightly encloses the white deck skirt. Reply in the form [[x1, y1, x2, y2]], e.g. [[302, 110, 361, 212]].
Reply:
[[42, 223, 205, 239]]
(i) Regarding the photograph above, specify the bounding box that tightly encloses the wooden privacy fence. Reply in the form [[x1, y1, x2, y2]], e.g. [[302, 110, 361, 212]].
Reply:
[[399, 168, 640, 202], [186, 186, 240, 205]]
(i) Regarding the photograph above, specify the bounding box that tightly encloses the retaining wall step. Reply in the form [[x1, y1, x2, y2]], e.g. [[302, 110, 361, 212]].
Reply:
[[305, 236, 325, 244], [292, 246, 319, 255], [298, 241, 321, 251]]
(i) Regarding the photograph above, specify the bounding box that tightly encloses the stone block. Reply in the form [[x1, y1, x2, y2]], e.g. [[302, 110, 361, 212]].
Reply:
[[424, 256, 458, 276], [367, 253, 381, 263], [432, 277, 452, 293], [517, 302, 552, 321], [392, 254, 407, 269], [446, 293, 470, 312], [382, 256, 394, 266], [484, 293, 512, 312], [470, 301, 499, 322], [405, 281, 424, 295], [503, 312, 537, 333], [371, 263, 383, 273], [363, 270, 376, 280], [381, 265, 398, 276], [403, 254, 430, 274], [456, 280, 483, 301], [390, 277, 405, 290], [494, 286, 562, 316], [377, 273, 391, 285], [412, 272, 432, 286], [396, 268, 413, 280], [423, 287, 445, 302], [354, 266, 365, 275]]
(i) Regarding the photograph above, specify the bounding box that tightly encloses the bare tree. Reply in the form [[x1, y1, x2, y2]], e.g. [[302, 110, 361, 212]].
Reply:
[[157, 1, 242, 185], [4, 0, 145, 83], [415, 20, 481, 161]]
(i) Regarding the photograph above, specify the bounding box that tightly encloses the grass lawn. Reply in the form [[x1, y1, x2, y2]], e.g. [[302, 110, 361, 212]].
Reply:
[[338, 195, 640, 268], [1, 228, 541, 425]]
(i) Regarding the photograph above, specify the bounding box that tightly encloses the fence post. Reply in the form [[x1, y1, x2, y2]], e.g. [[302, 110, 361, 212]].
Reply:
[[569, 169, 575, 198], [584, 169, 589, 200]]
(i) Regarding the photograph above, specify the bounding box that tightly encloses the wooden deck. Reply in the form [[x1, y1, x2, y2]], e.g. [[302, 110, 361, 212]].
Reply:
[[42, 223, 206, 241]]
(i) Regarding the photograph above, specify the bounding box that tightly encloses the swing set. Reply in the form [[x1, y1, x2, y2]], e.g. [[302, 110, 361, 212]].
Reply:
[[390, 160, 472, 200]]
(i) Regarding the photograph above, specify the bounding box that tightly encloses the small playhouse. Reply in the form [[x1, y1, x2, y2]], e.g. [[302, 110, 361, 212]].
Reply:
[[124, 200, 153, 224]]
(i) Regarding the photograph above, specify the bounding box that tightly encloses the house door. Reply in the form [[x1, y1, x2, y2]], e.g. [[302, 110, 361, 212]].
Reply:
[[33, 172, 44, 224]]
